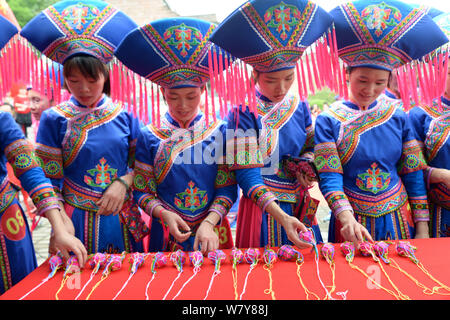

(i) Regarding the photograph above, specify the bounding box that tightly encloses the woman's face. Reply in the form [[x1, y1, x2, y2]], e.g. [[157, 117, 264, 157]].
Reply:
[[65, 67, 105, 107], [27, 90, 50, 120], [348, 67, 390, 108], [254, 68, 295, 103], [162, 86, 203, 126]]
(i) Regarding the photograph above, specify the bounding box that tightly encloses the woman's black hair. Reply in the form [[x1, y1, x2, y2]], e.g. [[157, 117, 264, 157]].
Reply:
[[63, 54, 110, 95]]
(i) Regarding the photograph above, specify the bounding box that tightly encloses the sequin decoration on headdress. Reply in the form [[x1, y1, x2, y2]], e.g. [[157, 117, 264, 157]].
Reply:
[[19, 253, 64, 300], [328, 0, 449, 108], [86, 252, 125, 300], [75, 252, 107, 300], [145, 252, 168, 300], [171, 251, 204, 300], [55, 255, 81, 300], [204, 249, 227, 300], [113, 252, 148, 300], [162, 249, 187, 300], [396, 241, 450, 295]]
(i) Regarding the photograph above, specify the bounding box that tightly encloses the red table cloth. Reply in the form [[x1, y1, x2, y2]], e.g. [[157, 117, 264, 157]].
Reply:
[[1, 238, 449, 300]]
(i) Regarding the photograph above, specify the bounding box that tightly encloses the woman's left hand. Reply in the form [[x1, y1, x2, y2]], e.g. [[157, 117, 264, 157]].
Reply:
[[194, 221, 219, 255], [96, 179, 128, 216]]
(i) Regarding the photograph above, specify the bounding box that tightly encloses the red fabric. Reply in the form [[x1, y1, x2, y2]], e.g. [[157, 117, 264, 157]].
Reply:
[[1, 238, 450, 300], [235, 197, 262, 248]]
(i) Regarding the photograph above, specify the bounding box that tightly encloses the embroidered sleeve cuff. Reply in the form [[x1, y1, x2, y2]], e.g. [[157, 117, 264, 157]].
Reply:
[[28, 183, 61, 216], [208, 196, 234, 223], [324, 191, 353, 217], [247, 184, 277, 212], [409, 196, 430, 222], [138, 194, 164, 216]]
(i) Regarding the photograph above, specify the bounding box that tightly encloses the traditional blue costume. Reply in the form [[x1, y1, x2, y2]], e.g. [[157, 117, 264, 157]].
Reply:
[[0, 16, 61, 293], [21, 0, 147, 253], [315, 0, 447, 242], [409, 12, 450, 238], [115, 17, 238, 251], [209, 0, 332, 247]]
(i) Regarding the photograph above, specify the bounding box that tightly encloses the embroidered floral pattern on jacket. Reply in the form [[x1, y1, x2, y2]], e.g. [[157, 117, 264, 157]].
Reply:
[[174, 181, 208, 213], [356, 162, 391, 194]]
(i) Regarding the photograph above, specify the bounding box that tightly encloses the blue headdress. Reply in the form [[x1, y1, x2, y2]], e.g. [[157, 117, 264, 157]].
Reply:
[[20, 0, 137, 65], [329, 0, 448, 107]]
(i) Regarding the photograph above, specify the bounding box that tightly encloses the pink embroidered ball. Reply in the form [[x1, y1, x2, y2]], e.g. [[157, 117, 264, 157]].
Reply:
[[340, 241, 355, 263], [230, 248, 244, 265], [244, 248, 261, 264]]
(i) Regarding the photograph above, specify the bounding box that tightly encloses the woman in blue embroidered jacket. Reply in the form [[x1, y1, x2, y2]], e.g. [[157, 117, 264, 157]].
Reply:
[[315, 0, 448, 243], [20, 0, 148, 254], [0, 15, 86, 294], [209, 0, 332, 248], [115, 17, 238, 253], [409, 13, 450, 238]]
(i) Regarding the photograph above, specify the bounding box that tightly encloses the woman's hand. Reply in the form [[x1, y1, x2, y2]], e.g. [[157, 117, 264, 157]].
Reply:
[[45, 208, 87, 266], [265, 201, 312, 250], [160, 209, 192, 243], [338, 210, 373, 245], [194, 219, 219, 255], [96, 176, 131, 216], [430, 168, 450, 189]]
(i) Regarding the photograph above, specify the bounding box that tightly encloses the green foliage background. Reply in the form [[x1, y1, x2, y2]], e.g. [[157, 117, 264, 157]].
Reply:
[[6, 0, 57, 27]]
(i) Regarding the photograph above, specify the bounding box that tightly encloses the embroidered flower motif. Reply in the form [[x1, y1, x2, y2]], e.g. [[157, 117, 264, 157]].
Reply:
[[361, 2, 402, 37], [264, 1, 301, 41], [174, 181, 208, 213], [84, 157, 118, 189], [356, 162, 391, 194], [61, 4, 100, 32], [163, 23, 203, 57]]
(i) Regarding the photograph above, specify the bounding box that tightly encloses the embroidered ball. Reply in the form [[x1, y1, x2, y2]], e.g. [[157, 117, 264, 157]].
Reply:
[[230, 248, 244, 265], [208, 249, 226, 267], [64, 256, 80, 276], [396, 241, 419, 264], [340, 241, 355, 263], [49, 254, 64, 271], [244, 248, 261, 264], [298, 229, 316, 245], [88, 253, 107, 269], [189, 251, 204, 268], [153, 252, 168, 268], [263, 248, 277, 266], [373, 241, 391, 264], [130, 252, 146, 273], [109, 254, 125, 271], [321, 243, 335, 264]]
